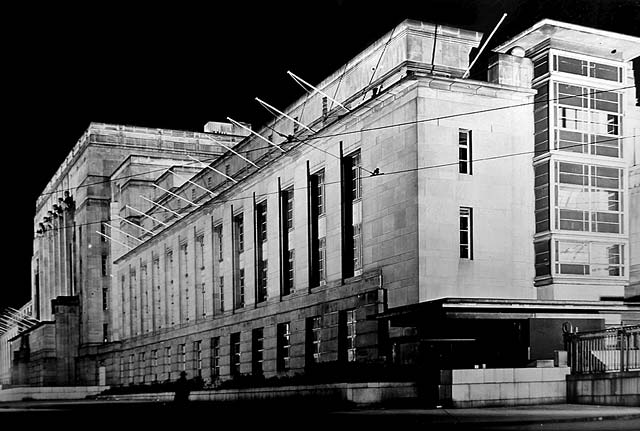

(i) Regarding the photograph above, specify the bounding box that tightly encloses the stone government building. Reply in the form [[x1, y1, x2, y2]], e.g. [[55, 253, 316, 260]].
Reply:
[[1, 18, 639, 391]]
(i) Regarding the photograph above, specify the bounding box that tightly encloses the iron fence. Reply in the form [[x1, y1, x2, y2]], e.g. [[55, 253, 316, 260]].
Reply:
[[565, 324, 640, 374]]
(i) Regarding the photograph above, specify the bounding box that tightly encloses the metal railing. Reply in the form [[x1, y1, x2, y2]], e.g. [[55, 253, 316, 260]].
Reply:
[[565, 324, 640, 374]]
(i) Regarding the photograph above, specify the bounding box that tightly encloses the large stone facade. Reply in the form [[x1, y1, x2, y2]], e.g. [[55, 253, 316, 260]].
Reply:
[[4, 19, 639, 390]]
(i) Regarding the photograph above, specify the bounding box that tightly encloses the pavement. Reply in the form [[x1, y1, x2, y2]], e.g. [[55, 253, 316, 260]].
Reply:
[[0, 400, 639, 430]]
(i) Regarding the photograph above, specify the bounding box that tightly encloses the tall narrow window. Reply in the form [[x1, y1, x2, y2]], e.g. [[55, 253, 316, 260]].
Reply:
[[165, 346, 172, 380], [306, 316, 322, 365], [102, 287, 109, 311], [230, 332, 241, 377], [281, 187, 295, 295], [252, 328, 264, 376], [151, 349, 158, 382], [256, 201, 268, 303], [139, 352, 146, 383], [460, 207, 473, 259], [277, 322, 291, 372], [234, 213, 244, 253], [214, 224, 223, 261], [342, 150, 362, 278], [219, 276, 225, 312], [309, 170, 326, 287], [318, 238, 326, 284], [210, 337, 220, 380], [101, 254, 109, 276], [194, 341, 202, 377], [346, 310, 357, 362], [235, 269, 245, 309], [459, 129, 472, 174], [179, 343, 186, 371], [102, 323, 109, 343]]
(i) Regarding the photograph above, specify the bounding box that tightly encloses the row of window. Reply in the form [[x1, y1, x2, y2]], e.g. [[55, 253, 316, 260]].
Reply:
[[535, 161, 624, 236], [534, 53, 624, 83], [534, 81, 623, 158], [117, 311, 357, 383], [117, 151, 363, 335], [535, 240, 625, 278]]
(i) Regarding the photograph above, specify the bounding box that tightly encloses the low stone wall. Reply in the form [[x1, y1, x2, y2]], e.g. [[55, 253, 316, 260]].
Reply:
[[0, 386, 108, 402], [567, 371, 640, 406], [439, 367, 571, 408], [98, 382, 418, 405]]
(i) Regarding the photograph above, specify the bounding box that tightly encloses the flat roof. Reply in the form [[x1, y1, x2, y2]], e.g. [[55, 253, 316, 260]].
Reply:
[[494, 19, 640, 61]]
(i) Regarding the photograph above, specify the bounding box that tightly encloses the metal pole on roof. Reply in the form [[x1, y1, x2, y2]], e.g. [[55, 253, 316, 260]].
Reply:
[[206, 136, 259, 168], [116, 215, 155, 236], [287, 70, 351, 112], [153, 184, 202, 207], [186, 154, 239, 183], [103, 222, 144, 243], [226, 118, 285, 153], [140, 195, 184, 219], [255, 97, 317, 133], [96, 230, 134, 251], [168, 169, 217, 198], [462, 13, 508, 79], [126, 205, 169, 227]]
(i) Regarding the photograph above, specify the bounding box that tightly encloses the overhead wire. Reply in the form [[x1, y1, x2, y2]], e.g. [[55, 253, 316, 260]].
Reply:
[[34, 132, 638, 239], [37, 83, 635, 200]]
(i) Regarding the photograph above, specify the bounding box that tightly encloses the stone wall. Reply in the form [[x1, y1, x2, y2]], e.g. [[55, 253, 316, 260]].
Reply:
[[567, 371, 640, 407], [438, 367, 570, 408]]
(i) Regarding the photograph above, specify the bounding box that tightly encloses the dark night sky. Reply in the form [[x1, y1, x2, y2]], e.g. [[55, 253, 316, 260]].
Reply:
[[3, 0, 639, 311]]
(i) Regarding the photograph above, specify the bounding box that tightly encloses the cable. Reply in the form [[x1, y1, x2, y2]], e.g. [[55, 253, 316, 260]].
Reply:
[[33, 133, 636, 238], [36, 83, 634, 199]]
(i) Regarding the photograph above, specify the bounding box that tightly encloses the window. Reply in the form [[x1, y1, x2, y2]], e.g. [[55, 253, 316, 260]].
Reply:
[[151, 350, 158, 382], [307, 316, 322, 365], [346, 310, 357, 362], [139, 352, 146, 383], [100, 224, 107, 242], [555, 162, 623, 234], [191, 188, 196, 200], [257, 260, 268, 303], [533, 54, 549, 79], [165, 346, 172, 380], [179, 344, 186, 371], [219, 276, 225, 312], [102, 323, 109, 343], [230, 332, 241, 377], [101, 254, 109, 276], [285, 188, 294, 230], [119, 356, 124, 382], [214, 224, 223, 261], [555, 241, 624, 277], [534, 162, 550, 233], [256, 201, 267, 243], [553, 54, 622, 82], [318, 238, 326, 284], [353, 223, 362, 271], [236, 269, 245, 308], [210, 337, 220, 380], [459, 129, 472, 174], [256, 202, 268, 303], [281, 187, 295, 296], [102, 287, 109, 311], [234, 213, 244, 253], [460, 207, 473, 259], [315, 170, 325, 216], [350, 150, 362, 201], [129, 354, 135, 383], [194, 341, 202, 376], [287, 250, 295, 293], [252, 328, 264, 375], [535, 240, 551, 278], [553, 82, 622, 157], [277, 322, 291, 372]]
